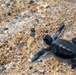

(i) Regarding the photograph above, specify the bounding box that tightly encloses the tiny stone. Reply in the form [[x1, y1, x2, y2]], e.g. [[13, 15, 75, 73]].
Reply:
[[36, 19, 39, 23], [46, 5, 50, 9], [33, 70, 38, 73], [4, 27, 8, 30], [28, 16, 30, 18], [30, 28, 35, 37], [17, 51, 22, 55], [39, 69, 45, 74], [15, 16, 18, 19], [30, 33, 35, 37], [6, 3, 10, 7], [10, 47, 12, 50], [45, 30, 48, 33], [30, 28, 35, 32], [29, 66, 33, 69], [39, 60, 43, 62], [29, 0, 34, 4], [56, 68, 59, 72], [28, 59, 31, 62], [8, 12, 11, 16]]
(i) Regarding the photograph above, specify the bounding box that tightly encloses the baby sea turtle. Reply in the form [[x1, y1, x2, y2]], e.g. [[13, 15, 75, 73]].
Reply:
[[31, 23, 76, 69]]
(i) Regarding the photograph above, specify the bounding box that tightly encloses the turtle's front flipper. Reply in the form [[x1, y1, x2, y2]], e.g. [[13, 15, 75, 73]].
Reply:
[[71, 59, 76, 69], [53, 22, 65, 40], [31, 47, 50, 62], [72, 38, 76, 46]]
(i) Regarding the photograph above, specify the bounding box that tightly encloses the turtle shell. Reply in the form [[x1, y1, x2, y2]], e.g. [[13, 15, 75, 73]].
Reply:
[[51, 39, 76, 59]]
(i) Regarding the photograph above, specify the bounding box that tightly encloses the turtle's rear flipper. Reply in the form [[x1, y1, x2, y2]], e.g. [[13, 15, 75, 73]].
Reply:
[[71, 59, 76, 69]]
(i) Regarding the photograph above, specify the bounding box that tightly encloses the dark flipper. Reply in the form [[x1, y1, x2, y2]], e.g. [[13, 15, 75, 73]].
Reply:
[[42, 22, 65, 45], [71, 59, 76, 69], [72, 38, 76, 46], [31, 47, 50, 62], [53, 22, 65, 40]]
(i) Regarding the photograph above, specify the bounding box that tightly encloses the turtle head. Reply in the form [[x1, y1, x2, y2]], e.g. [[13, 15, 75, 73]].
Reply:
[[42, 34, 53, 46]]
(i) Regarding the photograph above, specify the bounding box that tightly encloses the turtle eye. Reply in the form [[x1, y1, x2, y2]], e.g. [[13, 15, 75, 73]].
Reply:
[[42, 34, 53, 45]]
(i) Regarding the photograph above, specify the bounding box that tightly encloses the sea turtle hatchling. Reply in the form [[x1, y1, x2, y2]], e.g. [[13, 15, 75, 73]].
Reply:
[[31, 23, 76, 69]]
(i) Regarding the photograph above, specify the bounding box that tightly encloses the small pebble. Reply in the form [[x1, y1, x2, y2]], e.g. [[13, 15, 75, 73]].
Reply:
[[28, 59, 31, 62], [17, 51, 22, 55], [30, 28, 35, 37], [10, 47, 12, 50], [6, 3, 10, 7], [29, 66, 33, 69], [39, 60, 43, 62], [8, 12, 11, 16], [4, 27, 8, 30], [46, 5, 50, 9], [45, 30, 48, 33], [36, 19, 39, 23], [30, 28, 35, 32], [29, 0, 34, 4], [33, 70, 38, 73], [39, 69, 45, 74]]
